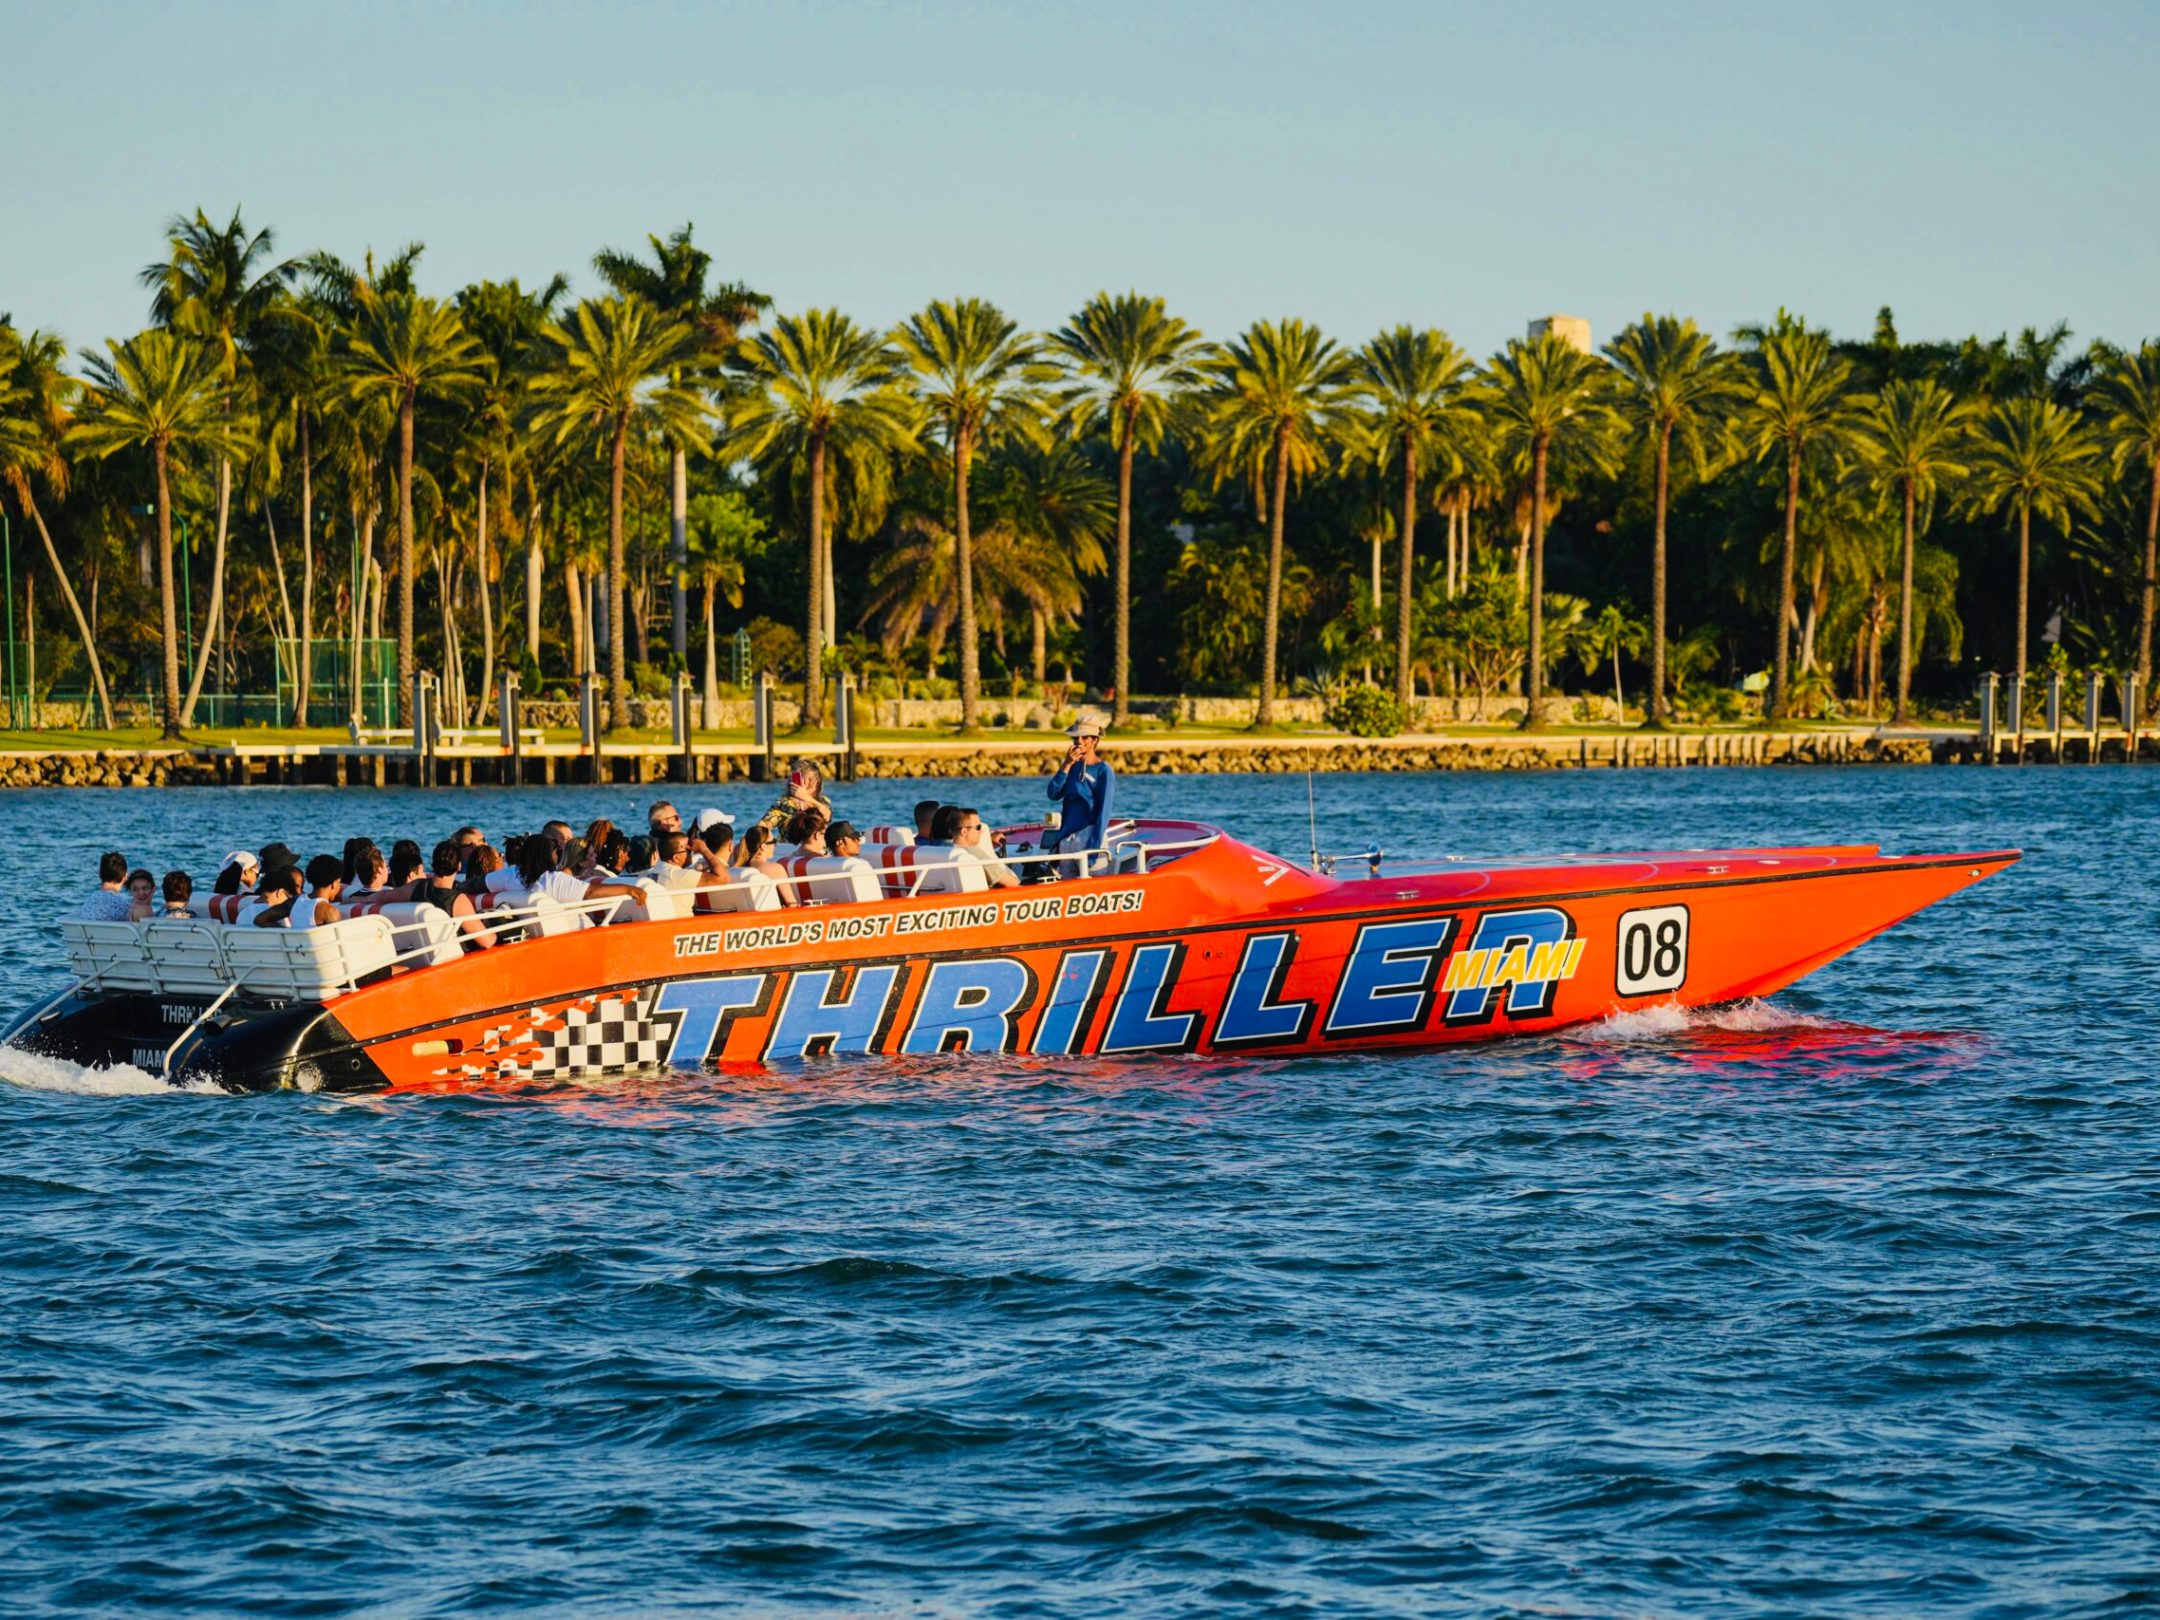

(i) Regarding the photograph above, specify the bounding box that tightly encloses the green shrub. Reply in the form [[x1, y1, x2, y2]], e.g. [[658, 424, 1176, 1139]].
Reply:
[[1326, 683, 1406, 738]]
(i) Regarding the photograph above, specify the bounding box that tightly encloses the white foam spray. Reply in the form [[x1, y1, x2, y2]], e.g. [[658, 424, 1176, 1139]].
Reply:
[[1568, 998, 1833, 1045], [0, 1045, 220, 1097]]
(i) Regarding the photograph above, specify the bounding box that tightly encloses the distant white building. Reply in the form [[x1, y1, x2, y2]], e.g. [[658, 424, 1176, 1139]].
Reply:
[[1528, 314, 1592, 354]]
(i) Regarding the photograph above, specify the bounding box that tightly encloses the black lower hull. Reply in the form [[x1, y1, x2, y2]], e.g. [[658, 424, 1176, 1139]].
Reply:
[[5, 991, 390, 1094]]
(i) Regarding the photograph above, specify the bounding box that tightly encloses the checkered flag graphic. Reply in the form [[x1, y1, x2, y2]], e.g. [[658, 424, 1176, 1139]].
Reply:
[[532, 988, 682, 1078]]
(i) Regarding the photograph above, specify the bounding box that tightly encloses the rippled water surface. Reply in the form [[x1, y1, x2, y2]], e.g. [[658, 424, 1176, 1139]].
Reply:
[[1, 766, 2153, 1617]]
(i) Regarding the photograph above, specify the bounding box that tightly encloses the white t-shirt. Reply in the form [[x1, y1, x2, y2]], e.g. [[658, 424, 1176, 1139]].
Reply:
[[77, 889, 135, 922], [648, 863, 705, 891], [957, 842, 1017, 886]]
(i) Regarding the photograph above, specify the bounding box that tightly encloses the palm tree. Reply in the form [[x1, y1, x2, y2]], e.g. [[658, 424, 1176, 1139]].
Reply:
[[1603, 315, 1739, 726], [1577, 602, 1648, 715], [1738, 325, 1853, 721], [728, 309, 916, 725], [140, 208, 294, 723], [1050, 293, 1209, 721], [978, 440, 1113, 680], [1195, 320, 1358, 725], [67, 331, 240, 736], [2094, 345, 2160, 702], [1347, 326, 1475, 709], [339, 289, 484, 725], [894, 298, 1055, 730], [1848, 379, 1971, 722], [1480, 331, 1622, 725], [0, 324, 115, 726], [527, 296, 706, 728], [1962, 398, 2103, 686], [593, 225, 768, 660]]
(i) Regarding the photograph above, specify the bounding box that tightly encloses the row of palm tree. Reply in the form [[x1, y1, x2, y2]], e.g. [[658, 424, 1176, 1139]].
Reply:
[[4, 208, 2158, 741]]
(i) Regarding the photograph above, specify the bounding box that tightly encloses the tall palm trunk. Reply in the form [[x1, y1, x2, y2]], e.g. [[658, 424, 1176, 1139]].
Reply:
[[1031, 608, 1047, 685], [1113, 405, 1136, 724], [1894, 476, 1917, 724], [526, 521, 543, 667], [1257, 420, 1291, 728], [701, 581, 722, 728], [955, 422, 980, 730], [395, 394, 417, 727], [179, 456, 232, 725], [475, 466, 495, 728], [1647, 422, 1672, 726], [297, 412, 314, 726], [265, 503, 301, 699], [19, 491, 114, 728], [2014, 501, 2031, 689], [154, 442, 182, 737], [804, 428, 826, 726], [608, 417, 632, 730], [1394, 444, 1417, 708], [671, 445, 689, 661], [1770, 443, 1801, 722], [565, 559, 585, 678], [2137, 458, 2159, 707], [1523, 434, 1550, 725]]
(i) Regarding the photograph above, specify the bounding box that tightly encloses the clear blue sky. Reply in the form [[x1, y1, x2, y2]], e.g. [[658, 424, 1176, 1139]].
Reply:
[[4, 0, 2155, 358]]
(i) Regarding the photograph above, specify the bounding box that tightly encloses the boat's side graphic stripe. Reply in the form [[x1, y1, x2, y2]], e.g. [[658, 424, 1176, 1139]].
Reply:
[[1031, 949, 1110, 1057], [1213, 932, 1315, 1049], [1100, 943, 1202, 1055], [764, 965, 903, 1060], [902, 956, 1034, 1056], [656, 974, 770, 1067], [1323, 917, 1460, 1038]]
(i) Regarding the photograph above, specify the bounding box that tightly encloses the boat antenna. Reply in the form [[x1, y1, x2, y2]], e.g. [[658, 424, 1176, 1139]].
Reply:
[[1307, 770, 1320, 872]]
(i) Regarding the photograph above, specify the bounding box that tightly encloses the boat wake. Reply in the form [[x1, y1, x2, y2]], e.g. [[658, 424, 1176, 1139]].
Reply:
[[0, 1046, 216, 1097], [1567, 998, 1836, 1044]]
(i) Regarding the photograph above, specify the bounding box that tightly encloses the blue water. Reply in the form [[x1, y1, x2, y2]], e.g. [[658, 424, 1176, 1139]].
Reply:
[[0, 767, 2153, 1617]]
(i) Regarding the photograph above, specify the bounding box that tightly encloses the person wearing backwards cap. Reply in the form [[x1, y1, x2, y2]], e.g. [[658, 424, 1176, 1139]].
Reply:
[[687, 808, 734, 873], [211, 850, 261, 897], [1046, 714, 1115, 876]]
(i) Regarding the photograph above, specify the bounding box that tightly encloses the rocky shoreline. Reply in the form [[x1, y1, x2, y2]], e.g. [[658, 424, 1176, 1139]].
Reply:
[[0, 729, 2085, 790]]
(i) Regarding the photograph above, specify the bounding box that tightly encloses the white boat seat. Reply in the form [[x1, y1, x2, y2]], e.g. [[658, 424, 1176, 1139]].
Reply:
[[865, 825, 916, 847], [220, 914, 398, 997], [907, 847, 987, 895], [205, 893, 268, 926], [60, 918, 159, 993], [704, 867, 782, 913], [339, 899, 463, 966], [140, 918, 233, 995], [787, 854, 882, 905]]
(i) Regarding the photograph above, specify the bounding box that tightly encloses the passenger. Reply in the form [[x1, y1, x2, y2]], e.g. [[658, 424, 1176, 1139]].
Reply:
[[462, 843, 506, 900], [161, 871, 196, 919], [249, 865, 306, 927], [574, 819, 618, 879], [647, 800, 681, 837], [212, 850, 259, 896], [647, 830, 718, 896], [784, 806, 828, 854], [623, 835, 654, 876], [512, 832, 641, 927], [701, 826, 736, 871], [828, 822, 865, 862], [913, 798, 943, 841], [284, 855, 346, 930], [452, 825, 484, 849], [386, 839, 425, 892], [758, 758, 832, 834], [542, 820, 575, 854], [78, 851, 134, 921], [420, 840, 496, 950], [124, 868, 159, 921], [348, 847, 391, 902], [342, 839, 384, 897], [949, 807, 1019, 888], [690, 809, 733, 863], [256, 844, 300, 892], [737, 825, 798, 907], [1046, 714, 1116, 875]]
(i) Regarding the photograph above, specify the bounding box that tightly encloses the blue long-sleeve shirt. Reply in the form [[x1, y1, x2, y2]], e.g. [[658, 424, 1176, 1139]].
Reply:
[[1047, 757, 1115, 847]]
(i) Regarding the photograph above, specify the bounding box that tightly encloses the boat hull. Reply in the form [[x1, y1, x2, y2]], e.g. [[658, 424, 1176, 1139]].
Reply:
[[11, 835, 2012, 1093]]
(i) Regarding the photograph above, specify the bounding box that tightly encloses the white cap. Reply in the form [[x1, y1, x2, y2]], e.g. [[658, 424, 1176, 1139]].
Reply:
[[220, 850, 258, 872], [1065, 713, 1105, 739], [693, 808, 734, 835]]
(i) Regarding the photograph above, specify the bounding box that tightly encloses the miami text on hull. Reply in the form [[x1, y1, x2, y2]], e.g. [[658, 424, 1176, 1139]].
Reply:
[[7, 821, 2017, 1093]]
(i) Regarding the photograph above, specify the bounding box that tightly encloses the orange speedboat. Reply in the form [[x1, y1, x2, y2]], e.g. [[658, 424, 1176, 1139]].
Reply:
[[8, 820, 2016, 1093]]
